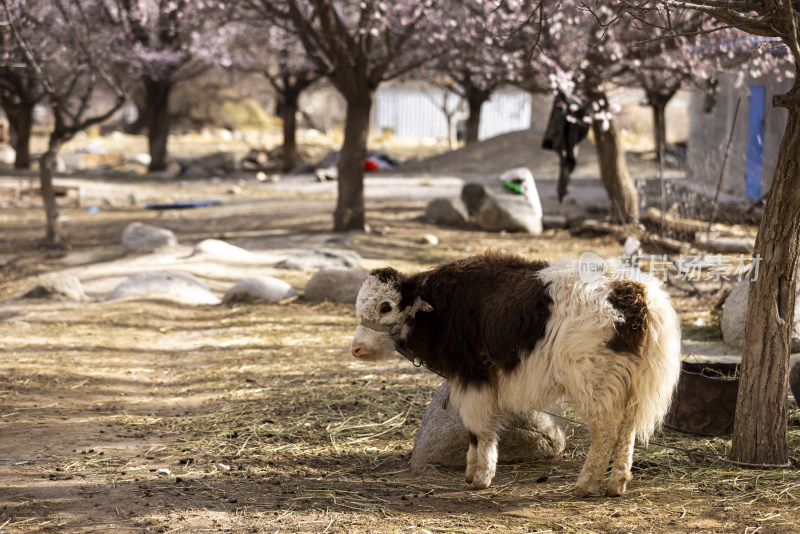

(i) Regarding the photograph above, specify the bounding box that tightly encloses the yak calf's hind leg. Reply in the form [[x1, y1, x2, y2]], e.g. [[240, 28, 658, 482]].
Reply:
[[606, 403, 637, 497], [574, 416, 621, 497]]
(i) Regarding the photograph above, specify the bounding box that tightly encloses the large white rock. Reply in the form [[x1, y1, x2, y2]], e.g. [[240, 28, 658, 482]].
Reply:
[[23, 274, 87, 301], [477, 194, 543, 234], [277, 249, 362, 271], [192, 239, 253, 260], [410, 381, 566, 472], [223, 277, 297, 305], [500, 167, 543, 218], [722, 277, 800, 352], [106, 271, 220, 305], [304, 268, 368, 303], [122, 222, 178, 254]]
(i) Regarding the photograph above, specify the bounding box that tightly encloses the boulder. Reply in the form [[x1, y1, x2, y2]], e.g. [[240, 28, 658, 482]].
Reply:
[[223, 276, 298, 305], [722, 277, 800, 352], [122, 222, 178, 254], [277, 249, 362, 271], [499, 167, 543, 219], [192, 239, 253, 260], [477, 194, 543, 234], [23, 274, 87, 301], [424, 198, 469, 227], [304, 268, 368, 303], [410, 381, 566, 472], [106, 271, 220, 305], [790, 361, 800, 407], [460, 183, 491, 219]]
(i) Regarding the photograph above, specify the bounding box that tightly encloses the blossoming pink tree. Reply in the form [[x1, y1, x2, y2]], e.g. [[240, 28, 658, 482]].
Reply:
[[95, 0, 233, 172], [525, 1, 786, 223], [1, 0, 126, 247], [623, 0, 800, 468], [230, 21, 322, 171], [245, 0, 450, 231], [430, 1, 538, 144], [621, 8, 789, 169], [0, 6, 46, 169], [526, 1, 642, 222]]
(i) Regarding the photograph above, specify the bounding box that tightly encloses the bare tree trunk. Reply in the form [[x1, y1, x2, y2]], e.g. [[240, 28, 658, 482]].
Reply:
[[464, 92, 489, 145], [647, 90, 674, 169], [144, 78, 173, 172], [13, 106, 33, 169], [282, 89, 300, 172], [334, 94, 372, 232], [729, 81, 800, 466], [39, 131, 65, 248], [647, 90, 674, 232], [3, 101, 35, 169], [592, 117, 639, 223]]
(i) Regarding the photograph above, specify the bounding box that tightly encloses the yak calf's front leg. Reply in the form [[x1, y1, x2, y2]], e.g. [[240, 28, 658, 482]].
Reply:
[[452, 382, 500, 489], [465, 431, 498, 489]]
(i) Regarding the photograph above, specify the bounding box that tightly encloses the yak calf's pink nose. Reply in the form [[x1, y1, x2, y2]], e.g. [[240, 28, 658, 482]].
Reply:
[[351, 344, 363, 357]]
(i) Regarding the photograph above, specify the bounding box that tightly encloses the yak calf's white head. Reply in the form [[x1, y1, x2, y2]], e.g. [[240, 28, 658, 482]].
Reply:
[[351, 268, 432, 361]]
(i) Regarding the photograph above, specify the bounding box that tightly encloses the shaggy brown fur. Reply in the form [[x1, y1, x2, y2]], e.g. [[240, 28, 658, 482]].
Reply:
[[606, 280, 649, 355], [372, 252, 552, 386]]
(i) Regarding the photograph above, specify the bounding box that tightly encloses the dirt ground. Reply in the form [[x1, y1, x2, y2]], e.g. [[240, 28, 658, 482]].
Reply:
[[1, 134, 798, 533]]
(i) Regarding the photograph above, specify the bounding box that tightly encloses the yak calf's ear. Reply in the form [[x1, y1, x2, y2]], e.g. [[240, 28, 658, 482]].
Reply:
[[370, 267, 402, 287], [408, 296, 433, 317]]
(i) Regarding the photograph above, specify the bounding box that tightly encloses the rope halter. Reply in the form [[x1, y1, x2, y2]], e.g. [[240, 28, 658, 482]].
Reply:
[[357, 296, 442, 376], [359, 316, 421, 366]]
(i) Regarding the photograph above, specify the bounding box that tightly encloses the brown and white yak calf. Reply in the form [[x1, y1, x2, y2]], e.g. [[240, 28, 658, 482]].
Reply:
[[350, 251, 681, 497]]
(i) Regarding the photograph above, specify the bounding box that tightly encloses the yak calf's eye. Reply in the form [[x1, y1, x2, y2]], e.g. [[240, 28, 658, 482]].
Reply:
[[379, 302, 392, 314]]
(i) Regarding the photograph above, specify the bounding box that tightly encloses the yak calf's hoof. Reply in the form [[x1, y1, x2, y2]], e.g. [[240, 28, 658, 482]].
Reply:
[[573, 482, 603, 498], [605, 481, 628, 497], [572, 486, 591, 498], [469, 479, 492, 490], [468, 471, 493, 490], [464, 468, 476, 485], [606, 471, 632, 497]]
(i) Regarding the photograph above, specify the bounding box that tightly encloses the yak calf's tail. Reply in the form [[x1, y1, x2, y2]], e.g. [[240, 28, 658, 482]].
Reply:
[[630, 277, 682, 444]]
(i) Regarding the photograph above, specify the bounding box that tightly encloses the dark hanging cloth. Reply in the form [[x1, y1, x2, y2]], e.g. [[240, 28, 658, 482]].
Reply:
[[541, 91, 590, 202]]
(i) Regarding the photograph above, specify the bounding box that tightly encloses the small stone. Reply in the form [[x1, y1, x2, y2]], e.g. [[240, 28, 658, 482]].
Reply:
[[419, 234, 439, 246]]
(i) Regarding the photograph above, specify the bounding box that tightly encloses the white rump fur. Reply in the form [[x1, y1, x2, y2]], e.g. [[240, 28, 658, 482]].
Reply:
[[447, 259, 681, 496]]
